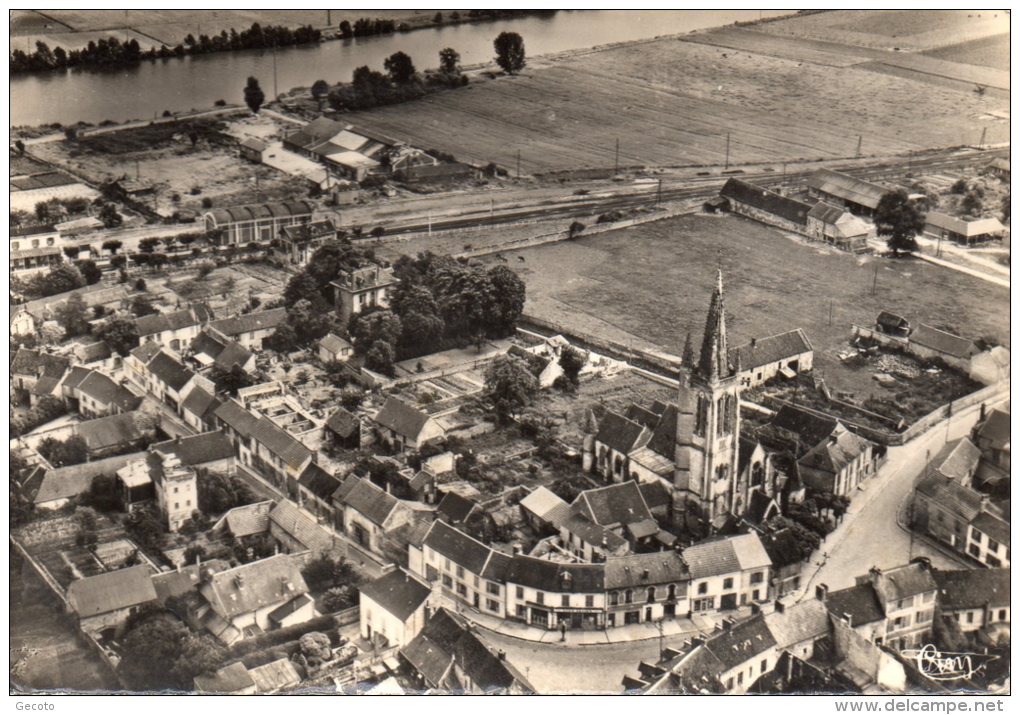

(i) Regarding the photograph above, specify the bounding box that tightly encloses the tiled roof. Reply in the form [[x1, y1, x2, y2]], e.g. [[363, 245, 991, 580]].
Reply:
[[360, 568, 432, 621], [214, 399, 259, 437], [151, 431, 234, 466], [629, 447, 674, 476], [281, 219, 336, 244], [248, 658, 302, 694], [683, 533, 771, 580], [575, 481, 654, 527], [401, 633, 454, 687], [30, 375, 61, 397], [208, 308, 287, 337], [604, 551, 688, 589], [871, 562, 937, 606], [505, 555, 605, 594], [220, 500, 273, 538], [770, 404, 838, 451], [704, 614, 777, 671], [932, 568, 1010, 610], [480, 550, 513, 583], [807, 169, 887, 210], [146, 351, 195, 391], [77, 412, 147, 451], [975, 408, 1010, 449], [763, 599, 830, 650], [437, 491, 478, 524], [560, 513, 628, 552], [268, 593, 313, 624], [135, 306, 208, 337], [298, 462, 342, 501], [925, 212, 1005, 238], [910, 324, 977, 360], [61, 365, 92, 391], [807, 201, 845, 224], [250, 417, 313, 469], [129, 340, 161, 365], [915, 473, 985, 522], [936, 438, 982, 482], [319, 333, 352, 354], [269, 500, 333, 552], [34, 452, 144, 504], [799, 425, 872, 475], [201, 554, 308, 619], [824, 583, 885, 626], [325, 407, 360, 438], [638, 480, 672, 509], [646, 404, 679, 458], [66, 564, 157, 618], [595, 410, 650, 455], [721, 178, 812, 225], [373, 396, 433, 441], [193, 662, 256, 694], [181, 386, 220, 420], [506, 344, 552, 378], [729, 329, 812, 372], [151, 560, 230, 602], [11, 348, 69, 379], [423, 520, 492, 575], [341, 477, 399, 527], [519, 486, 570, 525], [76, 371, 141, 411], [970, 510, 1009, 546], [76, 341, 113, 364]]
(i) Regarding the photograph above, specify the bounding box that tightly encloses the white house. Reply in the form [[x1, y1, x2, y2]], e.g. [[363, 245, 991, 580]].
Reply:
[[359, 566, 432, 649]]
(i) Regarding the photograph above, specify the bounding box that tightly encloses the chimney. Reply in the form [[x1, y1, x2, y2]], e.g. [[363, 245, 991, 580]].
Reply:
[[979, 403, 986, 422], [750, 603, 761, 616], [815, 584, 828, 602], [497, 650, 506, 661], [868, 566, 882, 587], [842, 613, 853, 629], [691, 636, 705, 647], [774, 599, 785, 614], [642, 569, 650, 580], [722, 618, 733, 631], [751, 338, 757, 349], [511, 543, 522, 556]]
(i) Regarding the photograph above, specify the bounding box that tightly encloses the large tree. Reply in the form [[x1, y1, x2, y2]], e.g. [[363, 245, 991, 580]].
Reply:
[[349, 309, 402, 355], [54, 293, 91, 338], [494, 32, 526, 75], [76, 259, 103, 285], [384, 51, 416, 84], [244, 76, 265, 113], [486, 264, 525, 335], [96, 317, 140, 357], [31, 263, 85, 298], [311, 79, 330, 107], [197, 471, 255, 514], [439, 47, 460, 74], [484, 354, 539, 422], [875, 189, 925, 257]]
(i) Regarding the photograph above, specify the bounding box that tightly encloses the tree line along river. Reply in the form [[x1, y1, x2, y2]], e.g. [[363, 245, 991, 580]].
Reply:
[[11, 10, 790, 127]]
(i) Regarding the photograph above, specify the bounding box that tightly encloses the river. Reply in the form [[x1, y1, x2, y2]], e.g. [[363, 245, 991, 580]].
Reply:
[[10, 10, 792, 127]]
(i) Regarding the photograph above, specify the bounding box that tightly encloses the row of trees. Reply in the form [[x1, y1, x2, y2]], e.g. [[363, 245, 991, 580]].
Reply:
[[11, 23, 321, 74]]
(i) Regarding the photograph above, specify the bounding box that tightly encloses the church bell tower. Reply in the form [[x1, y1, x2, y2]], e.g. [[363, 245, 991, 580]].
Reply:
[[674, 270, 742, 524]]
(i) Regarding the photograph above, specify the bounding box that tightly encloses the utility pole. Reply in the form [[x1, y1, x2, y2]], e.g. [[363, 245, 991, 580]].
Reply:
[[872, 263, 878, 295], [516, 150, 521, 179], [656, 618, 665, 659], [979, 127, 987, 148], [781, 162, 787, 188], [828, 300, 833, 327], [614, 137, 619, 176], [428, 211, 432, 237], [656, 178, 662, 206], [724, 133, 731, 171], [272, 41, 279, 100], [856, 135, 862, 158], [490, 197, 494, 217], [135, 160, 140, 181]]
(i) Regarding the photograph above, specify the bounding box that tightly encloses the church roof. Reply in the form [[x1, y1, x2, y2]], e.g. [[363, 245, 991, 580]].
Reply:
[[696, 271, 733, 383]]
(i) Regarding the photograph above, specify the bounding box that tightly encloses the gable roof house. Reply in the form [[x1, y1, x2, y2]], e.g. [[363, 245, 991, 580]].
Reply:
[[73, 370, 142, 418], [720, 178, 813, 232], [267, 499, 334, 555], [519, 486, 571, 533], [907, 324, 979, 369], [208, 307, 287, 350], [797, 424, 877, 497], [336, 476, 412, 556], [924, 212, 1005, 246], [728, 329, 813, 388], [806, 169, 888, 216], [805, 202, 873, 253], [75, 411, 155, 458], [144, 349, 197, 409], [931, 568, 1010, 633], [507, 344, 563, 389], [683, 533, 772, 611], [359, 566, 433, 649], [324, 407, 361, 450], [189, 328, 256, 374], [570, 481, 660, 550], [134, 304, 212, 350], [11, 347, 70, 402], [197, 554, 313, 644], [66, 564, 158, 636], [371, 396, 445, 451]]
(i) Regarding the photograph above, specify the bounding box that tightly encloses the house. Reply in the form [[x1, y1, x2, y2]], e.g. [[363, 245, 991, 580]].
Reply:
[[180, 385, 222, 433], [197, 554, 314, 644], [245, 416, 315, 490], [238, 136, 270, 163], [73, 370, 141, 419], [806, 202, 872, 253], [818, 561, 938, 650], [268, 499, 334, 555], [151, 431, 236, 475], [213, 500, 273, 541], [10, 305, 35, 336], [400, 608, 534, 694], [875, 311, 911, 338], [144, 349, 197, 411], [76, 411, 155, 458], [66, 564, 158, 638], [116, 458, 157, 511], [987, 157, 1009, 181], [806, 169, 887, 216], [570, 481, 661, 552], [284, 120, 399, 182], [603, 551, 690, 627], [967, 510, 1010, 568], [931, 568, 1010, 633], [719, 178, 812, 233], [72, 340, 115, 370], [924, 212, 1005, 246], [149, 450, 198, 532], [971, 407, 1010, 474], [417, 520, 512, 619], [282, 117, 348, 156], [683, 533, 772, 613], [150, 560, 230, 604], [276, 219, 336, 266], [335, 476, 411, 555], [247, 658, 302, 694], [189, 328, 256, 373], [558, 513, 630, 562], [728, 329, 813, 388], [290, 461, 342, 522], [507, 344, 563, 388], [135, 304, 213, 351], [797, 424, 877, 497], [325, 407, 361, 450], [436, 491, 481, 526], [913, 469, 988, 555], [10, 223, 60, 253], [208, 308, 287, 350], [32, 452, 144, 510], [908, 324, 979, 370], [10, 348, 70, 404], [762, 599, 832, 664], [359, 566, 432, 649], [330, 264, 397, 324], [504, 556, 606, 630], [202, 200, 316, 246], [371, 396, 444, 451], [519, 486, 571, 533], [762, 529, 806, 599], [193, 662, 257, 695], [10, 225, 63, 275], [318, 333, 353, 364]]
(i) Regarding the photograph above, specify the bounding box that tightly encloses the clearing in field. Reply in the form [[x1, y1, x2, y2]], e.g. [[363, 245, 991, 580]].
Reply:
[[337, 24, 1008, 174], [492, 213, 1009, 400]]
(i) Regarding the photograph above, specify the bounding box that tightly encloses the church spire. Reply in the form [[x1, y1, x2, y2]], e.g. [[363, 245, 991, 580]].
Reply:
[[681, 331, 694, 369], [696, 269, 731, 382]]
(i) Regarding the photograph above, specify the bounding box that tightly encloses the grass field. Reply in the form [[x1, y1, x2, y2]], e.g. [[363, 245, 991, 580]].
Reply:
[[923, 33, 1011, 71], [337, 26, 1008, 174], [489, 213, 1009, 399]]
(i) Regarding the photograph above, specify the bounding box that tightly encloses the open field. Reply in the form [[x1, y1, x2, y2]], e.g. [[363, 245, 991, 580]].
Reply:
[[486, 213, 1010, 400], [923, 33, 1011, 71], [758, 10, 1009, 52], [337, 27, 1008, 174]]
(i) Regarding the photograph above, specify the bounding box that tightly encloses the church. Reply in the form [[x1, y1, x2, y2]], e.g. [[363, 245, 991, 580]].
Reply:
[[582, 271, 803, 533]]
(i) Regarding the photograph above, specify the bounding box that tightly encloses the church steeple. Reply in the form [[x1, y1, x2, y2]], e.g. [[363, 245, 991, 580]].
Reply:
[[696, 269, 731, 383]]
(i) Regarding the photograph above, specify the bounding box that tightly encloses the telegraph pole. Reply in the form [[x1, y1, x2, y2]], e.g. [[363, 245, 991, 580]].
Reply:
[[979, 127, 987, 148], [828, 300, 833, 327], [724, 133, 731, 170], [272, 41, 279, 99], [614, 137, 619, 175], [856, 135, 862, 158], [516, 150, 521, 179], [872, 263, 878, 295], [656, 178, 662, 206]]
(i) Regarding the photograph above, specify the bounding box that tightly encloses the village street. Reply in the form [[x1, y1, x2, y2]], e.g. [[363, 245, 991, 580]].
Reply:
[[796, 387, 1009, 596]]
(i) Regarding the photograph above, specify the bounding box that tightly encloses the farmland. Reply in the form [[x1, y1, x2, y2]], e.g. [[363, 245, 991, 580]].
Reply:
[[485, 213, 1010, 399], [923, 33, 1011, 71], [337, 20, 1008, 175]]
